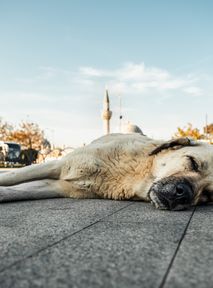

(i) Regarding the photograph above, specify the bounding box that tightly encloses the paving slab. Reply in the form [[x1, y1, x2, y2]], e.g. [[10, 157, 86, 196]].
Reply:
[[0, 200, 193, 288], [164, 204, 213, 288], [0, 198, 131, 271]]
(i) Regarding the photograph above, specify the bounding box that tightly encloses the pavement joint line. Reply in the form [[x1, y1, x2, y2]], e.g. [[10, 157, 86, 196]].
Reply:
[[0, 202, 135, 274], [159, 206, 197, 288]]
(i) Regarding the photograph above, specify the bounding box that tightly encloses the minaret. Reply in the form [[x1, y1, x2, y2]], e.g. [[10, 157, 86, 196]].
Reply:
[[101, 89, 112, 135]]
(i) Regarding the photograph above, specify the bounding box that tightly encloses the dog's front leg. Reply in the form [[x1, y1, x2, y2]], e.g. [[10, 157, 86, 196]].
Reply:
[[0, 179, 66, 202]]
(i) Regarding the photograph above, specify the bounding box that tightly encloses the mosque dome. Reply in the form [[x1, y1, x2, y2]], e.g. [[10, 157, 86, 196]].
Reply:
[[123, 122, 144, 135]]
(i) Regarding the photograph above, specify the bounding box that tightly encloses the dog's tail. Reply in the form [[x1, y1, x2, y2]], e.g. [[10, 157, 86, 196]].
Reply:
[[0, 160, 62, 186]]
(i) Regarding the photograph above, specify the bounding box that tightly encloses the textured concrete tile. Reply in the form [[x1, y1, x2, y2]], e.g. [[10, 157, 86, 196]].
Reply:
[[103, 202, 193, 225], [164, 204, 213, 288], [0, 198, 130, 271], [0, 202, 192, 288]]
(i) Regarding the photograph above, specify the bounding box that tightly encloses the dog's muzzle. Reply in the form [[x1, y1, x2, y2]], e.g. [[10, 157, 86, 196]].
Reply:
[[148, 177, 194, 210]]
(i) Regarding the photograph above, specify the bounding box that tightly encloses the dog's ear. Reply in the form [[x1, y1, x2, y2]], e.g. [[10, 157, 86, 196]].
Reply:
[[149, 137, 197, 156]]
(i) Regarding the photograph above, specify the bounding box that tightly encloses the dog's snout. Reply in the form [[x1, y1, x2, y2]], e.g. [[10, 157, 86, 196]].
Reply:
[[149, 178, 194, 210]]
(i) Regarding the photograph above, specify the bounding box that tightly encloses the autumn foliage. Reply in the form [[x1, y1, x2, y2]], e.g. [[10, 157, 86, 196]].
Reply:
[[0, 118, 50, 150], [174, 123, 203, 140], [204, 123, 213, 135], [174, 123, 213, 142]]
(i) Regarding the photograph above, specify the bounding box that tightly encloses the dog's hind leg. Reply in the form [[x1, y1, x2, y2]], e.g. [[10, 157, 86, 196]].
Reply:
[[0, 179, 66, 202]]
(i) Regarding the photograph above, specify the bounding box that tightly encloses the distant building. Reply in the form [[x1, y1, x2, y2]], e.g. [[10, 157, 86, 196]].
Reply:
[[123, 122, 144, 135], [101, 90, 112, 135], [101, 90, 144, 136]]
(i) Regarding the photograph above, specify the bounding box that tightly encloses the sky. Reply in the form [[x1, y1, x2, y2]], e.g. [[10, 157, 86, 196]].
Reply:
[[0, 0, 213, 147]]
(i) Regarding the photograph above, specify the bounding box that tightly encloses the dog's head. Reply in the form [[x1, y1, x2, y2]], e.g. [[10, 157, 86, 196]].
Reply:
[[148, 138, 213, 210]]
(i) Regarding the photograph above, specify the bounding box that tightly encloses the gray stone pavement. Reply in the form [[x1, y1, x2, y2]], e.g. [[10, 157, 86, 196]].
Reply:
[[0, 198, 212, 288]]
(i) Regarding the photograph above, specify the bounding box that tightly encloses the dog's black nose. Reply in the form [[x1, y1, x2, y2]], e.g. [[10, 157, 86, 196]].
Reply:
[[175, 183, 189, 197], [168, 182, 193, 210], [170, 182, 194, 209]]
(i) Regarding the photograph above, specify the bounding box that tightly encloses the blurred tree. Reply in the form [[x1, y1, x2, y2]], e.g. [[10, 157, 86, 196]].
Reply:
[[174, 123, 204, 140], [0, 118, 13, 141], [204, 123, 213, 135], [0, 118, 50, 150], [9, 122, 46, 150]]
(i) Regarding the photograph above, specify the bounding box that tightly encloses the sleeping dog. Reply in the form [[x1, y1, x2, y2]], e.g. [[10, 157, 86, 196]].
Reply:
[[0, 134, 212, 210]]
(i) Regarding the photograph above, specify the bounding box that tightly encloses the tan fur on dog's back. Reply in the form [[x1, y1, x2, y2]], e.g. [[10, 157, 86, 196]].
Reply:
[[58, 134, 158, 200]]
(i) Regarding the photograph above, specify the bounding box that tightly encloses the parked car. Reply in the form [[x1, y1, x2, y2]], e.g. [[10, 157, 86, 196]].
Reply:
[[4, 142, 21, 165]]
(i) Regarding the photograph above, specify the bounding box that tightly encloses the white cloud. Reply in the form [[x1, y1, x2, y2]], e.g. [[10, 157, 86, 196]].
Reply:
[[15, 62, 203, 98], [78, 62, 202, 97], [182, 86, 202, 96], [79, 67, 104, 77]]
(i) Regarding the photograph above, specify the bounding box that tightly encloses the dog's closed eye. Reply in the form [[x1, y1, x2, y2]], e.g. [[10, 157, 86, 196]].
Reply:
[[186, 156, 200, 172]]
